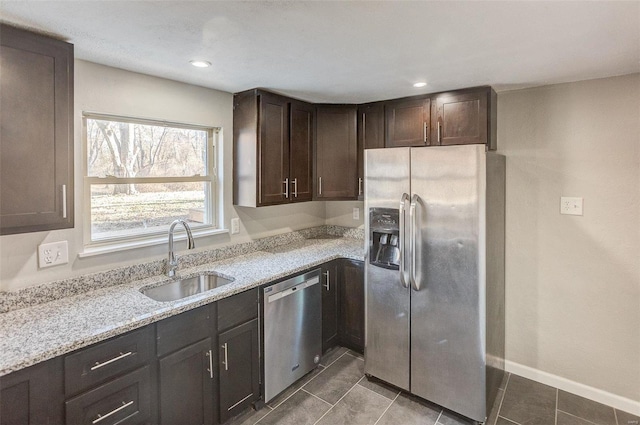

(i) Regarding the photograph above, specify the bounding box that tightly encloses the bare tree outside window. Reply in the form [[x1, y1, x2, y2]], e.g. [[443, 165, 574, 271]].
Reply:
[[84, 114, 216, 242]]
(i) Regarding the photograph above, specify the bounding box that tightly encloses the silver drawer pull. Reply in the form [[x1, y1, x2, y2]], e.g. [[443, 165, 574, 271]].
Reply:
[[222, 343, 228, 371], [90, 351, 133, 371], [206, 349, 213, 379], [92, 400, 134, 424]]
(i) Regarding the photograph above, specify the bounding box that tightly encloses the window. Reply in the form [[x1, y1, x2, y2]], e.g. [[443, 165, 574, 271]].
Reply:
[[83, 113, 219, 246]]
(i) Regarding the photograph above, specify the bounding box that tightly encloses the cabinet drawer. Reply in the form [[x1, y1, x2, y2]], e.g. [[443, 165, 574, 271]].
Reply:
[[157, 305, 213, 357], [65, 365, 151, 425], [217, 289, 258, 332], [65, 327, 153, 397]]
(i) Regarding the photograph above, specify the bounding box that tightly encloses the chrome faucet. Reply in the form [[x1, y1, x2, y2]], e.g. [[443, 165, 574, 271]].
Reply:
[[167, 219, 195, 277]]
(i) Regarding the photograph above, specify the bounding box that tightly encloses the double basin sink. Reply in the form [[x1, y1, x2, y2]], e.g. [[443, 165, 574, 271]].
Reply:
[[141, 272, 234, 302]]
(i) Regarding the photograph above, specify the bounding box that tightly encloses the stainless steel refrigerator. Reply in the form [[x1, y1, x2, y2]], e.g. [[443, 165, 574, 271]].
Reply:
[[364, 145, 505, 422]]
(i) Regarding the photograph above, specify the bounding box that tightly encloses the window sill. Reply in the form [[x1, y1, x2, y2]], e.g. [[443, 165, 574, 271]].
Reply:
[[78, 227, 229, 258]]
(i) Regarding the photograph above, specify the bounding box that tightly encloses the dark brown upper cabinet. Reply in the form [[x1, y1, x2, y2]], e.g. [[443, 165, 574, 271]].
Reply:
[[357, 103, 384, 199], [289, 100, 314, 202], [233, 89, 314, 207], [0, 25, 74, 235], [315, 105, 358, 200], [358, 103, 385, 150], [431, 87, 497, 150], [385, 96, 431, 148]]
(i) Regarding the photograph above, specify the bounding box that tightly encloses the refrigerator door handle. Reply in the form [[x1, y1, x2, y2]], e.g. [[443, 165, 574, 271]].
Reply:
[[399, 193, 410, 288], [409, 194, 420, 291]]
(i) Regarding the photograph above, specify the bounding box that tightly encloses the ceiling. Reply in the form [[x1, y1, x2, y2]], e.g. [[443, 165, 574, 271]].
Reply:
[[1, 1, 638, 103]]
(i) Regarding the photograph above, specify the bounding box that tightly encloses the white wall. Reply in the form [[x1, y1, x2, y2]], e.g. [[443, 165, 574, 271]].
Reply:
[[0, 61, 325, 292], [497, 74, 640, 402]]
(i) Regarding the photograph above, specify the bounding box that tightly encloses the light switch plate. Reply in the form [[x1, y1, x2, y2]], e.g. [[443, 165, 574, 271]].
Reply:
[[231, 218, 240, 234], [560, 197, 583, 216], [38, 240, 69, 268], [353, 207, 360, 220]]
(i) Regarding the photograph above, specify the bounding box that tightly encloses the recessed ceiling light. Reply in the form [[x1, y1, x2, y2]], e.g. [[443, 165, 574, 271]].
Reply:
[[190, 60, 211, 68], [413, 82, 427, 88]]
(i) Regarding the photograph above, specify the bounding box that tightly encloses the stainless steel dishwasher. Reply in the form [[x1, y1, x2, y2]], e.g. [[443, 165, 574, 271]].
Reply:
[[263, 269, 322, 402]]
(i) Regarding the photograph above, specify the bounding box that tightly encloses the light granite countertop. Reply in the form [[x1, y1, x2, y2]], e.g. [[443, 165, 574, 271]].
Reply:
[[0, 236, 364, 377]]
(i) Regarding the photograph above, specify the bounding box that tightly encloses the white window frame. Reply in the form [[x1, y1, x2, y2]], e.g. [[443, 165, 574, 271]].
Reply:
[[81, 112, 223, 256]]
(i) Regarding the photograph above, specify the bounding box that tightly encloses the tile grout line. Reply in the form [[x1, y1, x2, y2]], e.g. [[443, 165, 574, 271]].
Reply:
[[497, 415, 522, 425], [312, 376, 365, 425], [555, 389, 559, 425], [300, 388, 333, 407], [614, 408, 619, 425], [262, 386, 302, 411], [434, 410, 443, 425], [494, 373, 511, 423], [373, 391, 401, 425], [319, 349, 349, 368], [557, 409, 612, 425]]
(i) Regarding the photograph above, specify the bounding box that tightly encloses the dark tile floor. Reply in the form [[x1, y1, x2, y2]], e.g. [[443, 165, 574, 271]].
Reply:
[[226, 347, 640, 425]]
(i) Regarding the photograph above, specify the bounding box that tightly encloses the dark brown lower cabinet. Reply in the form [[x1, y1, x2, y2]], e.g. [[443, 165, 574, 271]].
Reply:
[[321, 261, 339, 353], [0, 357, 63, 425], [158, 338, 215, 425], [339, 260, 365, 353], [218, 319, 260, 424], [66, 365, 152, 425]]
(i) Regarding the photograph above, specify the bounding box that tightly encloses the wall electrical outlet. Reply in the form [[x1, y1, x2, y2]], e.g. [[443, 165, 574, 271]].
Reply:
[[230, 218, 240, 234], [352, 207, 360, 220], [560, 197, 583, 216], [38, 241, 69, 268]]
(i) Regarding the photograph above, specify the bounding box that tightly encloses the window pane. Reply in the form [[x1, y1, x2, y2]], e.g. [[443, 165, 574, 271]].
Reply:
[[90, 182, 210, 241], [87, 118, 208, 178]]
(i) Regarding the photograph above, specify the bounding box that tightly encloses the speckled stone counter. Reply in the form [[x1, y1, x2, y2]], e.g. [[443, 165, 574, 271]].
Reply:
[[0, 231, 364, 377]]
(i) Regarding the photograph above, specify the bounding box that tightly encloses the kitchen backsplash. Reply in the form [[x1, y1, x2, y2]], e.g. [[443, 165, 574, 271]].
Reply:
[[0, 225, 364, 313]]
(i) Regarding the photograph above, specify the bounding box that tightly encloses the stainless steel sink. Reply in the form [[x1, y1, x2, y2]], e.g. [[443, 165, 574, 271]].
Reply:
[[141, 273, 234, 302]]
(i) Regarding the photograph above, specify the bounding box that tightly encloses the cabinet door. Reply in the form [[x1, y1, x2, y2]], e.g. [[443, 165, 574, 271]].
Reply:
[[0, 24, 74, 235], [385, 97, 431, 148], [289, 100, 314, 202], [315, 105, 357, 199], [218, 319, 259, 424], [359, 103, 385, 150], [259, 92, 290, 205], [339, 260, 365, 353], [321, 261, 339, 353], [432, 89, 489, 147], [158, 338, 215, 425], [357, 103, 384, 199], [0, 358, 64, 425]]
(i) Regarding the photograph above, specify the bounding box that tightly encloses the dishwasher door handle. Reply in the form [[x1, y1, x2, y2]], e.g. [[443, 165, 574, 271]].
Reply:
[[266, 277, 319, 303]]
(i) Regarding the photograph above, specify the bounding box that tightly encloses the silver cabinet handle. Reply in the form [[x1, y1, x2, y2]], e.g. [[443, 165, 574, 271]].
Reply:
[[423, 122, 427, 143], [358, 178, 363, 196], [437, 121, 441, 143], [90, 351, 133, 371], [62, 184, 67, 218], [399, 193, 410, 288], [92, 400, 134, 424], [283, 178, 289, 198], [409, 194, 420, 291], [293, 178, 298, 198], [318, 177, 322, 196], [323, 270, 330, 290], [206, 349, 213, 379], [221, 343, 228, 371], [362, 113, 366, 144]]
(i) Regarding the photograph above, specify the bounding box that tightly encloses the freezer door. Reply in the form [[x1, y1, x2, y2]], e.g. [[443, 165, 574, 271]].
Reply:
[[364, 148, 411, 391], [409, 145, 487, 421]]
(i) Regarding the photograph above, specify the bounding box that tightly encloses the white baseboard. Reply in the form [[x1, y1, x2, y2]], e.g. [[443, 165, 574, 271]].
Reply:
[[505, 360, 640, 416]]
